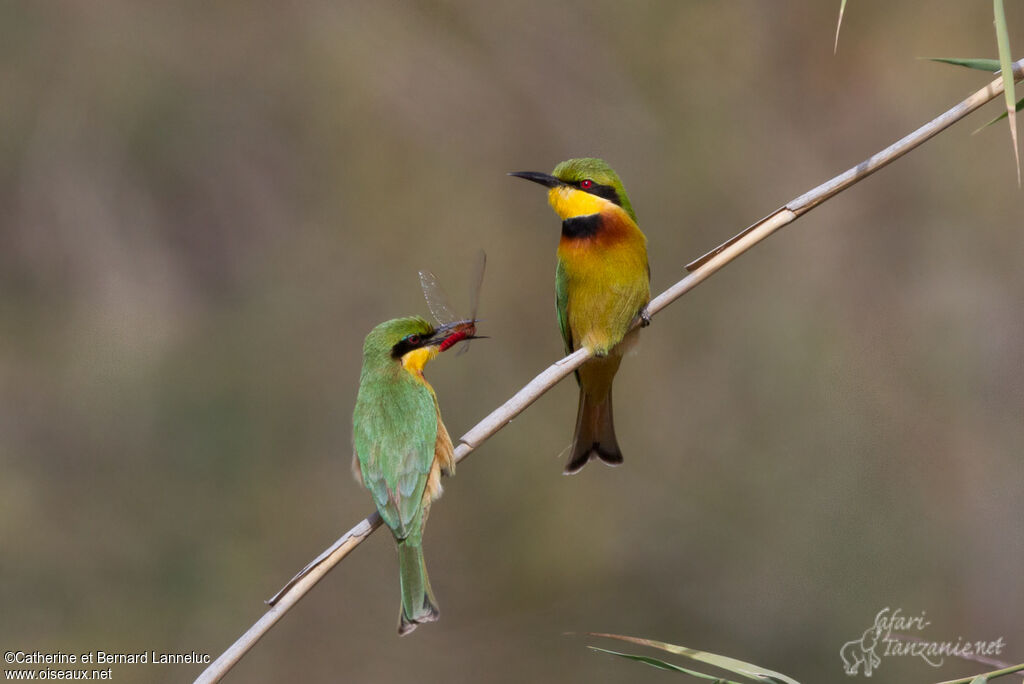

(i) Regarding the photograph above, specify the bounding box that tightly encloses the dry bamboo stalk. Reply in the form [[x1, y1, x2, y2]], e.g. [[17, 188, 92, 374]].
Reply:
[[195, 58, 1023, 684]]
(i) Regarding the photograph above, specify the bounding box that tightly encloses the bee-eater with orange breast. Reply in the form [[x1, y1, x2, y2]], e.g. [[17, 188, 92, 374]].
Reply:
[[511, 158, 650, 474]]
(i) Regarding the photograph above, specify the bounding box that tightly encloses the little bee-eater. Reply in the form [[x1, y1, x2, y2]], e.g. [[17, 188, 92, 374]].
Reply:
[[511, 158, 650, 474], [352, 316, 477, 634]]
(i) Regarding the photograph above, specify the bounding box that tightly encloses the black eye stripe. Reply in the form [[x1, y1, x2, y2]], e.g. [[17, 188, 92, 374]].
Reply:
[[390, 334, 425, 359], [576, 181, 622, 207]]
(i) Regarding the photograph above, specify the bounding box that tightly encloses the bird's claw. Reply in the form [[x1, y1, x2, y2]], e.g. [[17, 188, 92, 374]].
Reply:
[[639, 307, 651, 328]]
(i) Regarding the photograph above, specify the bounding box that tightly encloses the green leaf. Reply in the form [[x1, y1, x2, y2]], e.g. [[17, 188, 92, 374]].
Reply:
[[929, 55, 1023, 134], [589, 633, 802, 684], [973, 95, 1024, 133], [833, 0, 848, 54], [933, 662, 1024, 684], [589, 647, 742, 683], [927, 57, 1002, 72], [992, 0, 1020, 184]]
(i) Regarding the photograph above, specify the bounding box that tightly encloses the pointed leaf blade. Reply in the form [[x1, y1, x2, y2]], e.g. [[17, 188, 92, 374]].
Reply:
[[927, 57, 1002, 72], [590, 633, 801, 684], [833, 0, 848, 54], [992, 0, 1020, 184], [589, 647, 743, 683], [972, 95, 1024, 133]]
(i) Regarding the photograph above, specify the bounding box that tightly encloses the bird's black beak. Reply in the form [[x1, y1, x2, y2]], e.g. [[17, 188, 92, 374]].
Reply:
[[508, 171, 562, 188]]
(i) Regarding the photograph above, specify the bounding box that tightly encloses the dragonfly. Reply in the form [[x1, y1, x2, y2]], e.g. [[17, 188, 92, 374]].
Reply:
[[418, 250, 486, 356]]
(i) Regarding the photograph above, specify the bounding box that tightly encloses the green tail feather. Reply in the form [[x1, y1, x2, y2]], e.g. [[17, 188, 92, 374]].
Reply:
[[397, 541, 439, 635]]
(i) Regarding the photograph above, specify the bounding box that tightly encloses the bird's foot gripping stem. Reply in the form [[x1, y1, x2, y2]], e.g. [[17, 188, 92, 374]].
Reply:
[[639, 306, 651, 328]]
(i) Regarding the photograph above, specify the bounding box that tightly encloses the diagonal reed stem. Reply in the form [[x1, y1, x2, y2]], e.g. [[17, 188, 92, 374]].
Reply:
[[195, 58, 1024, 684]]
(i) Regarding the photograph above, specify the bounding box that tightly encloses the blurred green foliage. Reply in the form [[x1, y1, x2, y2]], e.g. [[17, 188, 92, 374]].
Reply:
[[1, 3, 1021, 683]]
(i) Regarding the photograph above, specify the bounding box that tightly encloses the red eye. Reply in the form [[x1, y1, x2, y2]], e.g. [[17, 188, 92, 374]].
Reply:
[[580, 179, 594, 189], [406, 334, 421, 345]]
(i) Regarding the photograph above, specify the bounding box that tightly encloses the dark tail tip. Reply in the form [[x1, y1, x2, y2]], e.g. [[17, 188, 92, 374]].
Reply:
[[597, 446, 624, 466], [565, 387, 623, 474], [563, 442, 624, 475], [398, 600, 440, 636]]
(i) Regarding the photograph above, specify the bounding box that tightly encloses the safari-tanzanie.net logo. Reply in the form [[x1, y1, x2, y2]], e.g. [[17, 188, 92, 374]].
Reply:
[[840, 607, 1007, 677]]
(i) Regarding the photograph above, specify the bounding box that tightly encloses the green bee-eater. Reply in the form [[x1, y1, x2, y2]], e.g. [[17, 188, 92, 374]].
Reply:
[[511, 158, 650, 474], [352, 316, 477, 634]]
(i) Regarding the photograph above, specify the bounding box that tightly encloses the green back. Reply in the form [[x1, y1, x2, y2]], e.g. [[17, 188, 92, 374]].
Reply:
[[352, 318, 438, 543]]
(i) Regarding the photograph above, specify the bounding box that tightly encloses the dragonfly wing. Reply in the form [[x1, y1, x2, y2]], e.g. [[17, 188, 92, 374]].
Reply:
[[457, 250, 486, 356], [467, 250, 486, 321], [418, 270, 458, 325]]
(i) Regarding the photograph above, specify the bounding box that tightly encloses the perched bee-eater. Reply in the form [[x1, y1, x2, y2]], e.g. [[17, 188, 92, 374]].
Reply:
[[511, 158, 650, 474], [352, 316, 477, 634]]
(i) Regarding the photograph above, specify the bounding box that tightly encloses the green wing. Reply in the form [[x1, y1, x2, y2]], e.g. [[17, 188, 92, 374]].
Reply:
[[555, 259, 573, 355], [555, 259, 583, 386], [353, 375, 437, 543]]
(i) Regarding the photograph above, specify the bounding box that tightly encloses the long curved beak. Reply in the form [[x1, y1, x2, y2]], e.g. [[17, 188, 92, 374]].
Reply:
[[508, 171, 562, 188]]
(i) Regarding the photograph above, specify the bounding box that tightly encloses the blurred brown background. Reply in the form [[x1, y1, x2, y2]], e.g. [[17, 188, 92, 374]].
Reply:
[[1, 2, 1022, 683]]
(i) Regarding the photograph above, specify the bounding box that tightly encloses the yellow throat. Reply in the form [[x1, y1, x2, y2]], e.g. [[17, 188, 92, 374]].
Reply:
[[401, 346, 439, 379], [547, 185, 613, 220]]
